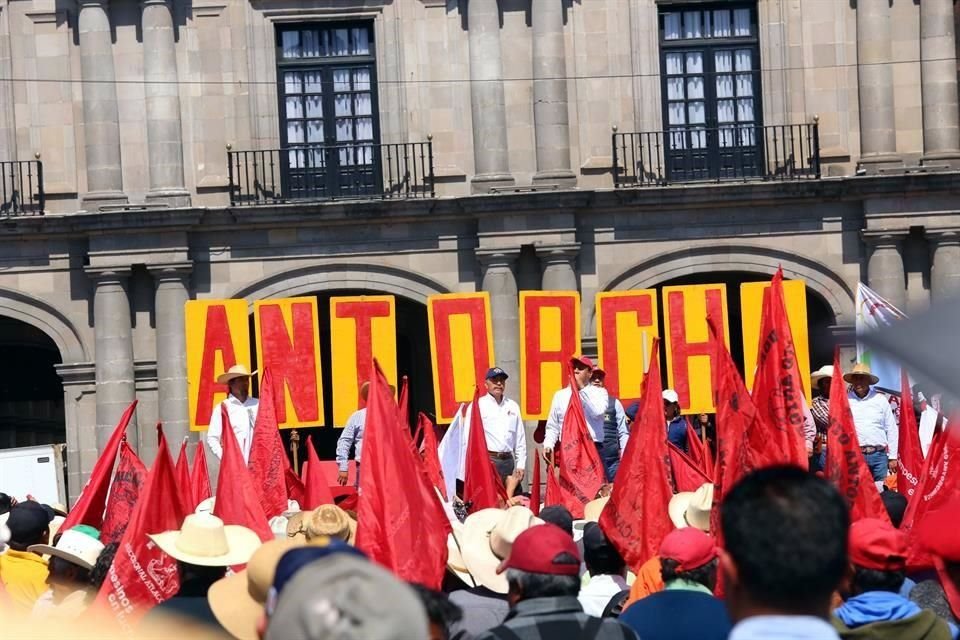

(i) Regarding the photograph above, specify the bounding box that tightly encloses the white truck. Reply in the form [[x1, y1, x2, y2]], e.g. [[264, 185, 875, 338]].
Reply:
[[0, 444, 67, 507]]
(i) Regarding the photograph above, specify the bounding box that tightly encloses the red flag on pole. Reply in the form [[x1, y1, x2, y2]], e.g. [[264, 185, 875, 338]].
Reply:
[[283, 451, 306, 506], [61, 400, 138, 530], [418, 412, 447, 501], [898, 370, 924, 502], [685, 418, 706, 472], [530, 450, 542, 516], [174, 438, 193, 515], [213, 404, 273, 542], [356, 360, 452, 589], [99, 441, 148, 545], [463, 385, 507, 511], [544, 459, 563, 507], [599, 338, 674, 569], [750, 267, 809, 469], [95, 425, 189, 630], [825, 348, 891, 523], [556, 374, 606, 518], [191, 442, 212, 508], [247, 368, 289, 518], [303, 435, 336, 509], [669, 443, 712, 493]]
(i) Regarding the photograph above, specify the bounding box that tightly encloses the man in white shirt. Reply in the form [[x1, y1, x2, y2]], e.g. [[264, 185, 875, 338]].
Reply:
[[463, 367, 526, 487], [206, 364, 259, 464], [543, 355, 609, 469], [578, 521, 628, 617], [843, 363, 898, 482]]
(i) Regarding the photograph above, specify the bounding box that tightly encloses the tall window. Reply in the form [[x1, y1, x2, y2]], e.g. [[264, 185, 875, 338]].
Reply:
[[277, 23, 380, 198], [659, 4, 762, 181]]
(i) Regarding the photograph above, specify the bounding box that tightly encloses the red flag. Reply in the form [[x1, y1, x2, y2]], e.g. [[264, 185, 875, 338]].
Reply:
[[544, 460, 564, 507], [530, 450, 542, 516], [191, 442, 212, 507], [669, 443, 712, 493], [418, 412, 447, 501], [599, 338, 674, 569], [898, 370, 924, 502], [356, 360, 452, 589], [556, 374, 606, 518], [95, 426, 190, 630], [99, 441, 147, 545], [463, 385, 507, 511], [61, 401, 138, 530], [825, 348, 891, 523], [247, 368, 289, 518], [174, 438, 193, 514], [750, 267, 809, 469], [303, 435, 336, 509], [284, 451, 306, 506], [213, 404, 273, 542], [685, 418, 707, 474]]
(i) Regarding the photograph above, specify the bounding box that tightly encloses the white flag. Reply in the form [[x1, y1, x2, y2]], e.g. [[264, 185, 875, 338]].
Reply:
[[437, 404, 466, 501], [856, 283, 907, 391]]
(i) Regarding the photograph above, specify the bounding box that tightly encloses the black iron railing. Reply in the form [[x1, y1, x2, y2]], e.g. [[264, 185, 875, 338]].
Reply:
[[0, 160, 44, 215], [612, 122, 820, 188], [228, 141, 435, 206]]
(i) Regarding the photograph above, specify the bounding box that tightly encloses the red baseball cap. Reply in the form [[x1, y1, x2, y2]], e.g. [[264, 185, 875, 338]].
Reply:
[[570, 355, 595, 370], [496, 524, 581, 576], [659, 527, 718, 571], [849, 518, 908, 572]]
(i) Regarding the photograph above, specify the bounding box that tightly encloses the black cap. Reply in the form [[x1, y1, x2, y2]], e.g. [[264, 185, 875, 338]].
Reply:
[[485, 367, 509, 380], [582, 522, 625, 574], [625, 402, 640, 422], [539, 505, 574, 538], [6, 502, 54, 544]]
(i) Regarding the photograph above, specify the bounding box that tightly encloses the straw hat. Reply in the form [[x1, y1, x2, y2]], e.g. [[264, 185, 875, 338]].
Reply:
[[460, 506, 544, 594], [305, 504, 357, 545], [668, 483, 714, 532], [583, 497, 609, 523], [216, 364, 257, 385], [446, 521, 476, 588], [810, 365, 835, 385], [208, 538, 302, 640], [148, 513, 261, 567], [843, 363, 880, 386], [29, 526, 104, 570], [195, 497, 216, 514]]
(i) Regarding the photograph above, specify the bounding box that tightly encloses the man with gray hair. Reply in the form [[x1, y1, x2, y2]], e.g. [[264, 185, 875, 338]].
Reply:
[[474, 524, 637, 640]]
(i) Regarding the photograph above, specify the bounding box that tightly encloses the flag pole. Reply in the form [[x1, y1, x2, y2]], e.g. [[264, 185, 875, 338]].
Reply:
[[290, 429, 301, 475]]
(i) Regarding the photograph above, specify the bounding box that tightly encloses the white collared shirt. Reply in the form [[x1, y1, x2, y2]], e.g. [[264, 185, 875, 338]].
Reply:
[[729, 615, 841, 640], [543, 385, 609, 449], [462, 394, 527, 470], [847, 388, 899, 459], [206, 394, 259, 463], [578, 573, 628, 617]]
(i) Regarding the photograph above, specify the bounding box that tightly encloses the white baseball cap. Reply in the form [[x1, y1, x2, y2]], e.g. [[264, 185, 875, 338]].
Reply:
[[663, 389, 680, 404]]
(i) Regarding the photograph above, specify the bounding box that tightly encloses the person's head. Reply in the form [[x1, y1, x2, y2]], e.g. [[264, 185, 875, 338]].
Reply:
[[29, 525, 104, 603], [570, 355, 594, 389], [812, 365, 834, 399], [89, 542, 119, 590], [179, 560, 227, 588], [47, 555, 92, 603], [484, 367, 509, 401], [538, 505, 574, 538], [659, 526, 719, 591], [817, 377, 831, 397], [624, 402, 639, 426], [844, 518, 908, 597], [409, 584, 463, 640], [148, 513, 261, 588], [229, 376, 250, 400], [218, 365, 255, 401], [589, 369, 606, 388], [497, 524, 581, 606], [582, 522, 625, 577], [0, 492, 13, 515], [663, 390, 681, 421], [721, 466, 849, 622], [880, 490, 908, 529], [843, 364, 878, 399], [6, 502, 54, 550]]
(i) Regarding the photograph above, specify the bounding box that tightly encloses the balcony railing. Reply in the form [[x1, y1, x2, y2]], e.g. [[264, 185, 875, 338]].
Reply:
[[0, 160, 44, 216], [612, 122, 820, 188], [228, 141, 435, 206]]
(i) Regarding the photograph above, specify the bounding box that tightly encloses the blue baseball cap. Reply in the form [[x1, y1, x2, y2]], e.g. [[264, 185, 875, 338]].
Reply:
[[266, 539, 366, 616], [485, 367, 509, 380], [624, 402, 640, 422]]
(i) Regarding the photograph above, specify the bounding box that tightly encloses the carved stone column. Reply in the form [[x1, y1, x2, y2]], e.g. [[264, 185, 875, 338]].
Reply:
[[864, 232, 907, 311]]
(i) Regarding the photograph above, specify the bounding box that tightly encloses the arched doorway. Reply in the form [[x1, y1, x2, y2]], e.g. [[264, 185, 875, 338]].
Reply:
[[0, 316, 65, 447]]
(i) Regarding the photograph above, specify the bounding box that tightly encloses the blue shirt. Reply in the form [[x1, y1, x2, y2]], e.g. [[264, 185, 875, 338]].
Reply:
[[667, 415, 688, 452], [335, 407, 367, 471], [621, 589, 731, 640]]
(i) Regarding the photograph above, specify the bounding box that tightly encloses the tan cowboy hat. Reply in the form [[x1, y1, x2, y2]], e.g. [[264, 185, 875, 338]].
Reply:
[[216, 364, 257, 385], [305, 504, 356, 546], [148, 513, 262, 567], [208, 538, 303, 640], [843, 363, 880, 386], [285, 510, 309, 541], [668, 483, 713, 533], [583, 496, 609, 523], [461, 506, 544, 594], [446, 521, 476, 588], [29, 527, 105, 571], [810, 365, 835, 385]]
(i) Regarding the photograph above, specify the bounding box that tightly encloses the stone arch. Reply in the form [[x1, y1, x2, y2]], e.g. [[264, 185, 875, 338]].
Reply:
[[0, 288, 89, 363], [230, 263, 452, 307], [595, 245, 855, 334]]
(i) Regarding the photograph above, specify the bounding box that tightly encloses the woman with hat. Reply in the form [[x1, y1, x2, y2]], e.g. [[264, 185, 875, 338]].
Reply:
[[844, 363, 899, 482], [28, 525, 104, 620], [206, 364, 259, 464]]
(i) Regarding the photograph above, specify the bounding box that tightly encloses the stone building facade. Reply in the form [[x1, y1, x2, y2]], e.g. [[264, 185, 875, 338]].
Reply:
[[0, 0, 959, 499]]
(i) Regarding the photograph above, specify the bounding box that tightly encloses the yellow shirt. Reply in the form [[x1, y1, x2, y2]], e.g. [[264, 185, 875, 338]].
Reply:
[[0, 548, 50, 611]]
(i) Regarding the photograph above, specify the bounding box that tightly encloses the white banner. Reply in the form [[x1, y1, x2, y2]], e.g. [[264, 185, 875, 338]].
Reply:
[[856, 283, 907, 391]]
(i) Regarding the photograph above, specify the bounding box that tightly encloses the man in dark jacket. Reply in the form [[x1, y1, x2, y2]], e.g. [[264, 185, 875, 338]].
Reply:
[[474, 524, 637, 640], [833, 518, 955, 640], [619, 527, 731, 640]]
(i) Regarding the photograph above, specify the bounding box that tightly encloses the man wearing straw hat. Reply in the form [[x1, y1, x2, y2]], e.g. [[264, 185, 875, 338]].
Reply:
[[206, 364, 259, 464], [844, 363, 899, 482]]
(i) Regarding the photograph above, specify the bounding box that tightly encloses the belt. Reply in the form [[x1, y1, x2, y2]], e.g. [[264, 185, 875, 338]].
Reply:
[[860, 445, 887, 455], [488, 451, 512, 460]]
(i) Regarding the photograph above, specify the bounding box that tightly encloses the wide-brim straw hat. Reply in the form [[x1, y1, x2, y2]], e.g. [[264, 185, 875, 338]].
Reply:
[[28, 527, 105, 571], [810, 365, 835, 385], [305, 504, 357, 545], [668, 483, 714, 533], [843, 363, 880, 386], [583, 496, 609, 523], [149, 513, 261, 567], [446, 521, 476, 588], [461, 506, 544, 594], [216, 364, 257, 385], [208, 538, 303, 640]]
